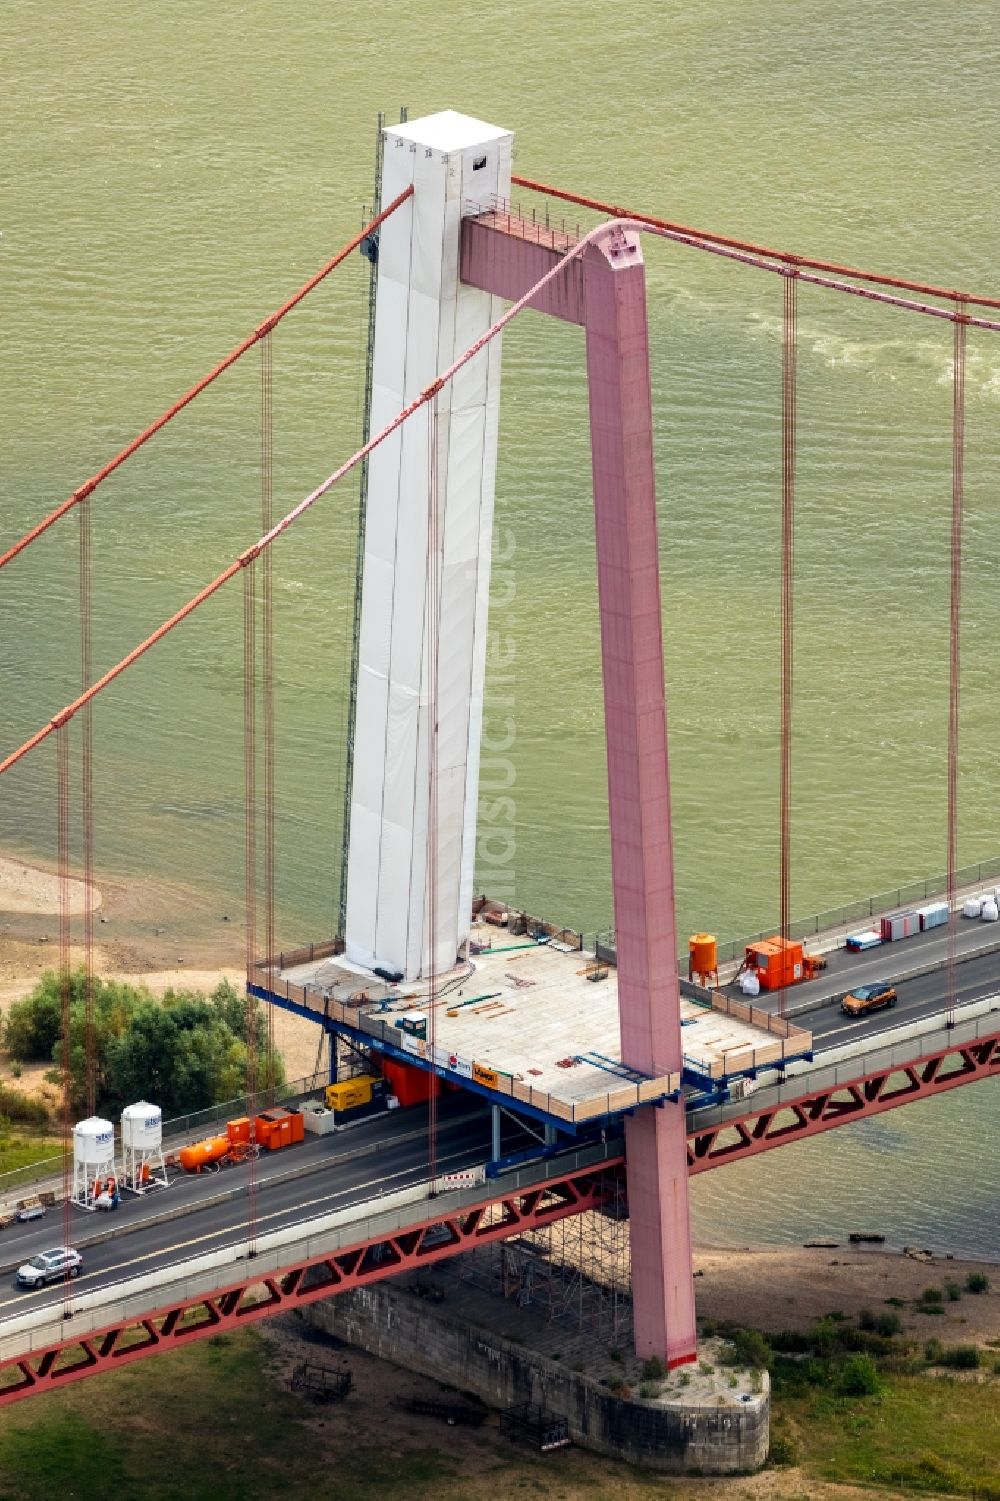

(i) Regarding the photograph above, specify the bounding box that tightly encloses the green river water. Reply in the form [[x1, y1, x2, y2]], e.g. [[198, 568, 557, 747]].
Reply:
[[2, 0, 998, 1254]]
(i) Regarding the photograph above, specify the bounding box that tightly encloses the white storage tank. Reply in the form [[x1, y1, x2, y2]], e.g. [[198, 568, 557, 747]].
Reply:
[[963, 896, 983, 919], [72, 1116, 117, 1210], [982, 898, 999, 922], [122, 1102, 162, 1150], [73, 1117, 115, 1166]]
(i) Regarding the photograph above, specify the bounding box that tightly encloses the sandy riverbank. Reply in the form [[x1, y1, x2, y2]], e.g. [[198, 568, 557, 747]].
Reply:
[[0, 850, 323, 1081], [693, 1242, 998, 1345]]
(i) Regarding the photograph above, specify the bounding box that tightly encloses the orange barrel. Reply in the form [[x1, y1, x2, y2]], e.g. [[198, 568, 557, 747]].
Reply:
[[689, 933, 718, 977], [178, 1135, 230, 1173]]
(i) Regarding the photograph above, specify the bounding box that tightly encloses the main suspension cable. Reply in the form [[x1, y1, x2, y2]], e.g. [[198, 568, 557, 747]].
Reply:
[[0, 187, 415, 573], [3, 215, 998, 788], [511, 175, 1000, 310]]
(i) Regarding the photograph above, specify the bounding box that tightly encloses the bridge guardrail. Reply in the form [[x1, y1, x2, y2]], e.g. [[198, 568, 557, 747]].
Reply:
[[596, 852, 1000, 969], [0, 1138, 623, 1359], [686, 1009, 999, 1130]]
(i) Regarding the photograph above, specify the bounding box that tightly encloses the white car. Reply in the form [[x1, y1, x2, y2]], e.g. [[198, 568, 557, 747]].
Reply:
[[16, 1247, 82, 1288]]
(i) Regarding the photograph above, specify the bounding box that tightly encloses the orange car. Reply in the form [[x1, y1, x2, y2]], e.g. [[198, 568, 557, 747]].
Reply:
[[841, 982, 897, 1017]]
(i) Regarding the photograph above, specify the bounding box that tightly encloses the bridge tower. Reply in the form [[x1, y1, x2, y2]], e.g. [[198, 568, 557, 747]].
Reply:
[[344, 111, 511, 983], [344, 110, 696, 1366]]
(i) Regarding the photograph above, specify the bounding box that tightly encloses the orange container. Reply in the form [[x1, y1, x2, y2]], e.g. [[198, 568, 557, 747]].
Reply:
[[383, 1059, 434, 1108], [179, 1135, 230, 1172], [745, 936, 804, 990], [227, 1117, 251, 1145], [688, 933, 718, 981], [255, 1108, 304, 1151]]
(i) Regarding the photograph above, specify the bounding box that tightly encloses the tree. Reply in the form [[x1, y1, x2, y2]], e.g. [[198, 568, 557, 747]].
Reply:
[[4, 969, 283, 1120]]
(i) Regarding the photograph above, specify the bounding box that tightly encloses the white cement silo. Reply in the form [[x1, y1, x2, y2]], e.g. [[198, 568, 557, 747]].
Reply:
[[71, 1116, 116, 1210], [121, 1101, 168, 1194]]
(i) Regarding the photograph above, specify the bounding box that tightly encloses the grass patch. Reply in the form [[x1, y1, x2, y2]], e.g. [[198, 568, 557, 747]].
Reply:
[[0, 1331, 462, 1501], [782, 1372, 1000, 1498], [0, 1129, 59, 1176]]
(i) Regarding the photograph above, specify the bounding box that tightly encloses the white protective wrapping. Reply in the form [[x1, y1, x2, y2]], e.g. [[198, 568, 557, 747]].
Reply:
[[345, 111, 511, 981]]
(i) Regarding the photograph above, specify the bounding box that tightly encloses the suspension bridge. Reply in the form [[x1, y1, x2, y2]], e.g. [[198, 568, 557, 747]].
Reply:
[[0, 110, 997, 1407]]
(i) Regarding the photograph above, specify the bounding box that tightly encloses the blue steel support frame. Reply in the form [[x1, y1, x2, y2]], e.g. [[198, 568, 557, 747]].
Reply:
[[250, 983, 680, 1137]]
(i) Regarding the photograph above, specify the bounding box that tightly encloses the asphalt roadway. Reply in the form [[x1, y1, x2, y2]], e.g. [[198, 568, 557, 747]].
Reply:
[[0, 1097, 511, 1320], [743, 915, 1000, 1015], [3, 937, 997, 1327], [764, 938, 1000, 1054]]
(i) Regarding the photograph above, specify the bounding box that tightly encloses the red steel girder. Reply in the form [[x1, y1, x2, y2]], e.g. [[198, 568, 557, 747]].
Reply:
[[687, 1032, 1000, 1173], [0, 1162, 621, 1409], [2, 1032, 997, 1408]]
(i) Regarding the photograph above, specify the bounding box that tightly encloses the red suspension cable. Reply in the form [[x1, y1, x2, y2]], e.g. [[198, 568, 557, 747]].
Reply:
[[56, 726, 73, 1312], [0, 187, 414, 574], [261, 333, 276, 1100], [947, 307, 967, 1029], [426, 395, 440, 1191], [244, 560, 259, 1253], [78, 498, 96, 1116], [3, 216, 998, 789], [511, 175, 1000, 310], [779, 273, 797, 1018]]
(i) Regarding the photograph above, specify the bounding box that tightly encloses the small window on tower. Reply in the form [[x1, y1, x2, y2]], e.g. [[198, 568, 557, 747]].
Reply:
[[473, 155, 487, 171]]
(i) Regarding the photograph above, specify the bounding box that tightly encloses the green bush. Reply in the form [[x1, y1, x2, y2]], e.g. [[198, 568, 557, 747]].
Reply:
[[768, 1433, 798, 1466], [0, 1085, 50, 1128], [770, 1329, 812, 1353], [920, 1286, 944, 1305], [641, 1355, 664, 1380], [966, 1272, 990, 1294], [837, 1354, 881, 1396], [924, 1338, 944, 1364], [859, 1307, 901, 1337], [638, 1381, 659, 1400], [940, 1346, 980, 1370], [721, 1328, 773, 1370]]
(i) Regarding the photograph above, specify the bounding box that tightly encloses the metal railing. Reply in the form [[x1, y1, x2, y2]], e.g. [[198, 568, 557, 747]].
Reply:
[[596, 853, 1000, 970], [0, 1069, 328, 1205]]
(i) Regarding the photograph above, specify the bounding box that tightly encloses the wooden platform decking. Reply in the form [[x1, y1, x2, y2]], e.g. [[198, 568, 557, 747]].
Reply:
[[261, 921, 811, 1123]]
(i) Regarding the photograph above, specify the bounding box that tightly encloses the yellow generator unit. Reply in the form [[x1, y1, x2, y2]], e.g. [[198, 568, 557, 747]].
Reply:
[[325, 1074, 379, 1113]]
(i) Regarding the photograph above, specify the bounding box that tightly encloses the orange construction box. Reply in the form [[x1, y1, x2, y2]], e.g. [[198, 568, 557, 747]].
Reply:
[[254, 1107, 305, 1151], [227, 1117, 251, 1145], [745, 936, 804, 991]]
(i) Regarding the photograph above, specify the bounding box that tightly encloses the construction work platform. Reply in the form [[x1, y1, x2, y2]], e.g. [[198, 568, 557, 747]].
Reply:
[[255, 910, 812, 1127]]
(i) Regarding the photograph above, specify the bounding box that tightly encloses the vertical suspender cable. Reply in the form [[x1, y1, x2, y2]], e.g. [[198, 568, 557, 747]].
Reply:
[[947, 304, 967, 1029], [56, 725, 74, 1309], [79, 498, 96, 1116], [261, 332, 276, 1098], [244, 560, 259, 1251], [779, 270, 797, 1018], [426, 395, 440, 1191]]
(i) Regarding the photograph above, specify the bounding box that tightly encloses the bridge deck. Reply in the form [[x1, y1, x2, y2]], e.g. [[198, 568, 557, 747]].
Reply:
[[269, 924, 809, 1119]]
